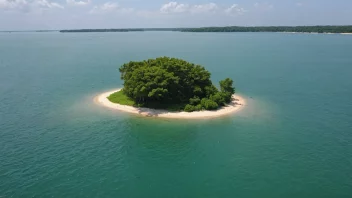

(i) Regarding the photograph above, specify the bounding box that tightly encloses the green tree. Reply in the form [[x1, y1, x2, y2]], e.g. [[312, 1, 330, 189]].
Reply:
[[219, 78, 235, 103], [219, 78, 235, 94], [117, 57, 236, 112], [184, 104, 195, 112], [210, 92, 226, 105], [201, 98, 219, 110]]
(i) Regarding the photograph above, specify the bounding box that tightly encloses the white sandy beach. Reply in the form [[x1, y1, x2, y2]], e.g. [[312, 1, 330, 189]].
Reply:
[[95, 89, 245, 119]]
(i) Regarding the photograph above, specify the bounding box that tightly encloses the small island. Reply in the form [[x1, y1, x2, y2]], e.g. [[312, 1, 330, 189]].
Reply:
[[96, 57, 245, 119]]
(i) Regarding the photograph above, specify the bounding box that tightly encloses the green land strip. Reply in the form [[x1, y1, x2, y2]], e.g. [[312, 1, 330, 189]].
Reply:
[[107, 90, 187, 112], [107, 90, 135, 106]]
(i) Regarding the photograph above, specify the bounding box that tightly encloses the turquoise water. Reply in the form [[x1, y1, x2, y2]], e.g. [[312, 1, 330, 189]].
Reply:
[[1, 32, 352, 197]]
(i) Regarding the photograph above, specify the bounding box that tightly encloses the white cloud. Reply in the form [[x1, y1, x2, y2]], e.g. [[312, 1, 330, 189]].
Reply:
[[160, 2, 189, 13], [0, 0, 63, 11], [66, 0, 90, 6], [0, 0, 28, 10], [254, 2, 273, 10], [90, 2, 118, 13], [35, 0, 64, 9], [191, 3, 218, 13], [225, 4, 246, 15], [160, 2, 219, 14], [90, 2, 133, 14]]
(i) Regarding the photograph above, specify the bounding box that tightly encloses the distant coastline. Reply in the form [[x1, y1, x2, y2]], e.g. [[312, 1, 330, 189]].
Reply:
[[95, 89, 245, 119], [59, 28, 182, 33], [59, 26, 352, 34], [2, 26, 352, 34]]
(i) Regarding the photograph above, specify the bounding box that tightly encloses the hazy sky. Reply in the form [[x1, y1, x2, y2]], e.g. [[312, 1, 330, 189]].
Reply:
[[0, 0, 351, 30]]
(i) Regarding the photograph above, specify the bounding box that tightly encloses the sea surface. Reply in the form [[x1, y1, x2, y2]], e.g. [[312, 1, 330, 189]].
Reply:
[[0, 32, 352, 197]]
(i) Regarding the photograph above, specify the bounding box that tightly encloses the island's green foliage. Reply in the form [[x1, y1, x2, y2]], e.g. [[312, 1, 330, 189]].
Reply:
[[181, 26, 352, 33], [220, 78, 235, 103], [107, 90, 135, 106], [113, 57, 236, 112]]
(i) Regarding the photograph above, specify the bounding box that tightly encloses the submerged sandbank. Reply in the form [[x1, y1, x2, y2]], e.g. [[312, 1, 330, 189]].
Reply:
[[95, 89, 245, 119]]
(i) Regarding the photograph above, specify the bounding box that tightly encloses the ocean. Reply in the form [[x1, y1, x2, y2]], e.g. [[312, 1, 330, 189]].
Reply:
[[0, 32, 352, 197]]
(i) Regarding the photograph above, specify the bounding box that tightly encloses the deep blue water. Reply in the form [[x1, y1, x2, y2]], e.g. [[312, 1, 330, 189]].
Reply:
[[0, 32, 352, 197]]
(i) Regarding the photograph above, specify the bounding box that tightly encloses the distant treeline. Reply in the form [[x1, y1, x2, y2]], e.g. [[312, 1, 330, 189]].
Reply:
[[60, 29, 144, 32], [180, 26, 352, 33], [59, 28, 183, 33], [0, 30, 58, 33], [59, 26, 352, 33], [142, 28, 184, 31]]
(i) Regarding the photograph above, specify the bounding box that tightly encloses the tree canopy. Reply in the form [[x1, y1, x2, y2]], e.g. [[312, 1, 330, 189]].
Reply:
[[181, 26, 352, 33], [116, 57, 236, 112]]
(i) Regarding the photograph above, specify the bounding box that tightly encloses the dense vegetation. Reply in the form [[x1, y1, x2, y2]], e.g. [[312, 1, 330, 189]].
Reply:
[[59, 26, 352, 33], [111, 57, 235, 112], [181, 26, 352, 33]]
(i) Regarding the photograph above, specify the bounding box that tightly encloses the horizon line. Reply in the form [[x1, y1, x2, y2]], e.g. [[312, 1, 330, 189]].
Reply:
[[1, 25, 352, 32]]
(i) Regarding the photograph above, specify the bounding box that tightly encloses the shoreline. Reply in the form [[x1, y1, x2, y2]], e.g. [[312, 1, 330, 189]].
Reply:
[[95, 89, 245, 119]]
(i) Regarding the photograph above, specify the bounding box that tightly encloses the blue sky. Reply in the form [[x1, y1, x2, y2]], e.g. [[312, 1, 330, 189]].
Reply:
[[0, 0, 351, 30]]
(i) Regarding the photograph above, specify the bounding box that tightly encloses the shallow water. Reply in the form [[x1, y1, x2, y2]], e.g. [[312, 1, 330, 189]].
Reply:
[[0, 32, 352, 197]]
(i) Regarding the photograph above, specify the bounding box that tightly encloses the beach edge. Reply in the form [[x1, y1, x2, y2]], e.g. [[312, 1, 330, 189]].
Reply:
[[95, 89, 246, 119]]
